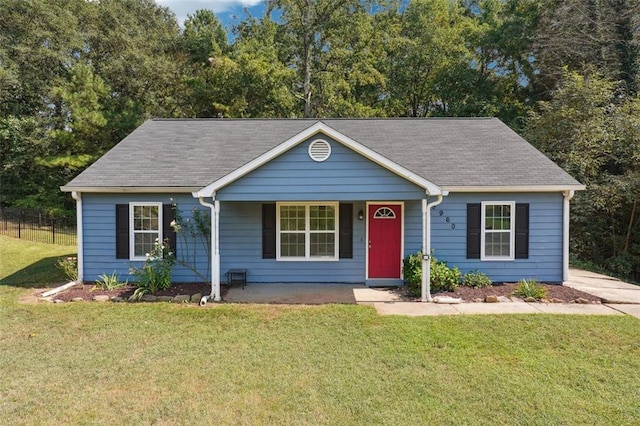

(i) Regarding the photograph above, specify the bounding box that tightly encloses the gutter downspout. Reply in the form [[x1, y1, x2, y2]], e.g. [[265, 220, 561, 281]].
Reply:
[[71, 191, 83, 283], [422, 193, 445, 302], [563, 190, 575, 282], [198, 196, 221, 303]]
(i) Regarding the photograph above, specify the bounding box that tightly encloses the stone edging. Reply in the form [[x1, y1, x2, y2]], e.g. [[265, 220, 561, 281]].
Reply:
[[40, 293, 204, 304]]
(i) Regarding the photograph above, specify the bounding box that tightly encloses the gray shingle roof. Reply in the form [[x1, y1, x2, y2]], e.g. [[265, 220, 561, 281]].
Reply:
[[62, 118, 582, 191]]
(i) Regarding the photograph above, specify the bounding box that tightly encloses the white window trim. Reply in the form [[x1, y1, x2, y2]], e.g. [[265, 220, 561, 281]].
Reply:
[[129, 202, 163, 261], [480, 201, 515, 261], [276, 202, 339, 261]]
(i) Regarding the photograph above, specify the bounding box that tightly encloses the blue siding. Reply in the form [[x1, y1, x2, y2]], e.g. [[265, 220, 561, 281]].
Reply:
[[217, 136, 427, 201], [219, 202, 367, 282], [81, 188, 563, 284], [82, 194, 209, 283], [81, 195, 368, 283], [416, 193, 564, 283]]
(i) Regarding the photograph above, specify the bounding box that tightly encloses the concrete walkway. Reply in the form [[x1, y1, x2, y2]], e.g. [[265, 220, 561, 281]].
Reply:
[[373, 301, 639, 317], [564, 268, 640, 304], [223, 269, 640, 318]]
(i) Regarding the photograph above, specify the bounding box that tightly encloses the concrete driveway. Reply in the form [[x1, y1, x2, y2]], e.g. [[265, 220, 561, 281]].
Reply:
[[565, 269, 640, 304]]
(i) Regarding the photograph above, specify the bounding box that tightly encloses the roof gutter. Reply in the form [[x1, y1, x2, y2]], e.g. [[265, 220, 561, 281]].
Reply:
[[442, 185, 585, 193], [60, 186, 201, 193]]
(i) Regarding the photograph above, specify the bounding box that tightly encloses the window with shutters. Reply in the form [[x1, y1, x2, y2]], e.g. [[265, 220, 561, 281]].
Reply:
[[130, 202, 162, 260], [277, 202, 338, 260], [481, 201, 515, 260]]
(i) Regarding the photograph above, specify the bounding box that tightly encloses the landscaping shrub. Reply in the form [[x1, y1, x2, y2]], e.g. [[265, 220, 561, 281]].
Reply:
[[56, 256, 78, 281], [130, 239, 175, 300], [512, 278, 548, 300], [431, 259, 461, 292], [94, 272, 126, 291], [402, 252, 460, 296], [462, 270, 492, 288]]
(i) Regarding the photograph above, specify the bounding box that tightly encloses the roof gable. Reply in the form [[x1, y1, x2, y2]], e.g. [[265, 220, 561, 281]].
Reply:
[[195, 122, 442, 197]]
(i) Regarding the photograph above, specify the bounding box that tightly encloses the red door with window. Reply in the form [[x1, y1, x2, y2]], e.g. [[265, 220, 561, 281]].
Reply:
[[368, 204, 402, 279]]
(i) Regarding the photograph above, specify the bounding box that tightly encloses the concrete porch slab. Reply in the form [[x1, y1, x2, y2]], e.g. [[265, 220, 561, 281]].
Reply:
[[353, 287, 402, 303], [224, 283, 365, 304]]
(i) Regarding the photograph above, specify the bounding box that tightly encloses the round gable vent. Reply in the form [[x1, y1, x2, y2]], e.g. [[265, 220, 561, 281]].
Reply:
[[308, 139, 331, 162]]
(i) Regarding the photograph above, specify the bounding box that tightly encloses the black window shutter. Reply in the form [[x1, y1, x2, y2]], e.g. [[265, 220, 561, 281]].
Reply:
[[115, 204, 129, 259], [467, 203, 481, 259], [163, 204, 177, 255], [339, 203, 353, 259], [515, 203, 529, 259], [262, 204, 276, 259]]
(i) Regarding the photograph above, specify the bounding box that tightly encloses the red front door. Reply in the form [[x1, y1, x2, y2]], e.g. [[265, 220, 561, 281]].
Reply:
[[368, 204, 402, 279]]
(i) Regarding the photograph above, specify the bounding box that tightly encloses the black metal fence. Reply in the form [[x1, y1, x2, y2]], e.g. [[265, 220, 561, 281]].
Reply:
[[0, 207, 77, 246]]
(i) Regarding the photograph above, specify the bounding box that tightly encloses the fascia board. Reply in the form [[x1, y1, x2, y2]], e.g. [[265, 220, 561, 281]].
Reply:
[[60, 186, 201, 193], [443, 185, 586, 193]]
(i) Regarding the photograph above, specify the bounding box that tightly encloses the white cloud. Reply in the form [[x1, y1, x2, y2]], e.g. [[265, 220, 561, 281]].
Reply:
[[158, 0, 263, 20]]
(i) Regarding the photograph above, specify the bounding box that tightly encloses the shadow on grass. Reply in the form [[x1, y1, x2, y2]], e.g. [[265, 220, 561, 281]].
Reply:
[[0, 254, 73, 288]]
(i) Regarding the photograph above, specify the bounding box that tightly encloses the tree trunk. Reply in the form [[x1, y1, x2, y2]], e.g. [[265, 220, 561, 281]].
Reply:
[[303, 0, 313, 118], [624, 199, 637, 252]]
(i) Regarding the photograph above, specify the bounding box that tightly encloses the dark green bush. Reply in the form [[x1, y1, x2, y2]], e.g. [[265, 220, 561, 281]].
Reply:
[[462, 270, 492, 288], [402, 252, 460, 296], [431, 259, 461, 292]]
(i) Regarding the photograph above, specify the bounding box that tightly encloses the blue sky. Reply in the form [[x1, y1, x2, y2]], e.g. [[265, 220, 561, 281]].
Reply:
[[157, 0, 266, 28]]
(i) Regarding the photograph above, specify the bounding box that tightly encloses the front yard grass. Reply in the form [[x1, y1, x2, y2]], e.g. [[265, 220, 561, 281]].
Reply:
[[1, 237, 639, 425]]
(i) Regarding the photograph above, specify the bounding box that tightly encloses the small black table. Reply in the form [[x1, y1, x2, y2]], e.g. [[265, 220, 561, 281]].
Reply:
[[227, 269, 247, 289]]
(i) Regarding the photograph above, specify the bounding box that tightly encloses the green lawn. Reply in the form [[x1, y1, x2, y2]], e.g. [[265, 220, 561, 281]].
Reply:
[[1, 237, 640, 425]]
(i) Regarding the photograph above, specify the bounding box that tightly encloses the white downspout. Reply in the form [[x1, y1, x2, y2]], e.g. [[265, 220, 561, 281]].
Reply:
[[198, 196, 221, 303], [422, 193, 445, 302], [563, 190, 575, 282], [71, 191, 83, 283]]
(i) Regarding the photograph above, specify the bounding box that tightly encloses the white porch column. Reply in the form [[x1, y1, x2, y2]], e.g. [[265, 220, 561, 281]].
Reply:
[[563, 190, 575, 282], [198, 196, 220, 302], [213, 200, 221, 301], [422, 194, 444, 302]]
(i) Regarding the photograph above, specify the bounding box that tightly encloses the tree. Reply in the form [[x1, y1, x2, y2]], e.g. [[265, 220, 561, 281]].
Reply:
[[266, 0, 378, 117], [531, 0, 640, 98], [526, 71, 640, 279], [385, 0, 474, 117]]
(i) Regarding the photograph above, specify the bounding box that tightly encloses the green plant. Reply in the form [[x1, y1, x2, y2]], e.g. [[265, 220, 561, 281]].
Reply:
[[513, 278, 548, 300], [402, 252, 423, 295], [130, 239, 175, 300], [462, 270, 493, 288], [56, 256, 78, 281], [431, 259, 461, 292], [402, 252, 460, 296], [94, 272, 126, 291]]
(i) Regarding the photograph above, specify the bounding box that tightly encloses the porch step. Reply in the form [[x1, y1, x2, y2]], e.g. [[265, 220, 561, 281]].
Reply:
[[365, 279, 403, 288]]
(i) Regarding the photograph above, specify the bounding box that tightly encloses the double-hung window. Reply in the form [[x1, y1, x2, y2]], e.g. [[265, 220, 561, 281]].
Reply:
[[277, 202, 338, 260], [481, 201, 515, 260], [130, 202, 162, 260]]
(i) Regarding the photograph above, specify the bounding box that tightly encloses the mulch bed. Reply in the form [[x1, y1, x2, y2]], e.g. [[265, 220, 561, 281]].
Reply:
[[401, 282, 602, 303], [51, 282, 601, 304], [53, 282, 228, 302]]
